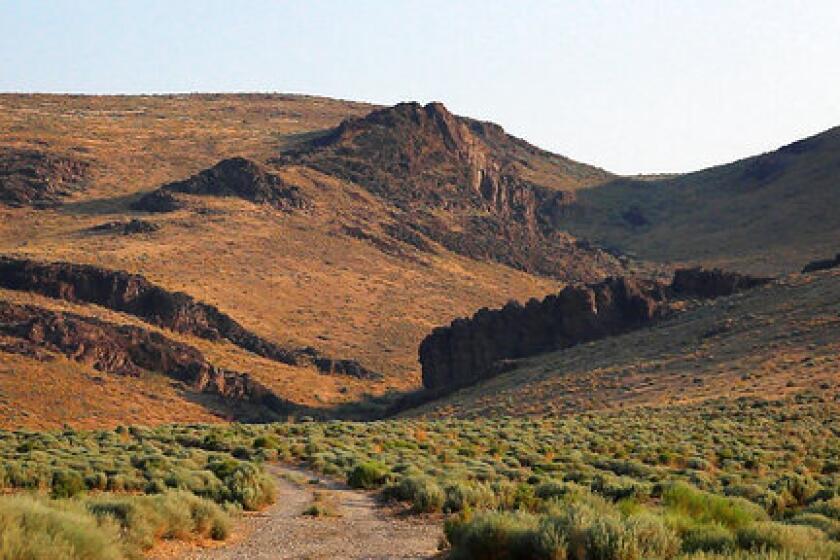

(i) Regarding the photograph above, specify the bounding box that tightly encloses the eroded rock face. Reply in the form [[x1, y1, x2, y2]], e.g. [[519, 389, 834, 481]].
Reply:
[[419, 268, 771, 392], [0, 148, 90, 207], [276, 102, 623, 282], [671, 268, 772, 298], [0, 257, 380, 380], [132, 157, 311, 213], [0, 300, 290, 416], [802, 254, 840, 274]]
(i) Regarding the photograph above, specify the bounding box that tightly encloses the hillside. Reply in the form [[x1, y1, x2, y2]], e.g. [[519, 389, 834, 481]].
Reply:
[[0, 94, 634, 428], [561, 127, 840, 274], [409, 267, 840, 419], [1, 93, 838, 430]]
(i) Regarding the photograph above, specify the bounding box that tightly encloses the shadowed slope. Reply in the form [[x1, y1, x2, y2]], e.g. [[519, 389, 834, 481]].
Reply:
[[562, 126, 840, 274]]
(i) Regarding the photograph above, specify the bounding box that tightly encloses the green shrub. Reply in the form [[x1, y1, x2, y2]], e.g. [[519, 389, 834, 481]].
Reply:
[[392, 476, 445, 513], [0, 495, 124, 560], [663, 483, 766, 530], [51, 469, 85, 499], [347, 461, 389, 490], [735, 522, 831, 555], [445, 511, 560, 560], [681, 523, 737, 553]]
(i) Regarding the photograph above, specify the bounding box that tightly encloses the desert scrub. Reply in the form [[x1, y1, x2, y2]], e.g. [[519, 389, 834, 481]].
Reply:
[[0, 495, 124, 560], [86, 490, 230, 551], [347, 461, 390, 489]]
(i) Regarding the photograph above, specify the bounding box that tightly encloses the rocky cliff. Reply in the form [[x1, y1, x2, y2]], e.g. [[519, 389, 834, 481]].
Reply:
[[275, 102, 626, 282], [419, 268, 771, 391], [0, 257, 378, 379], [132, 157, 311, 213], [0, 301, 291, 418]]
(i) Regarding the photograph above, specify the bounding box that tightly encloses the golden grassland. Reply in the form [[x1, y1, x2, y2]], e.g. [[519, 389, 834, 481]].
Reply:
[[0, 94, 562, 427]]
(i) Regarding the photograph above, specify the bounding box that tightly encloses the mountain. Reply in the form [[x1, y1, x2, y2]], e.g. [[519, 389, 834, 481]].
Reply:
[[561, 127, 840, 274], [0, 94, 620, 427], [0, 93, 837, 429], [274, 101, 628, 279]]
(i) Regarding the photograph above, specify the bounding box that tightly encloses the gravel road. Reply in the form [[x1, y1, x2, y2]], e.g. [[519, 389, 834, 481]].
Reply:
[[172, 464, 443, 560]]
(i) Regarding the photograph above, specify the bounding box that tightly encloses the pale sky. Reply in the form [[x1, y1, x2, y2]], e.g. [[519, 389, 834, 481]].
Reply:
[[2, 0, 839, 174]]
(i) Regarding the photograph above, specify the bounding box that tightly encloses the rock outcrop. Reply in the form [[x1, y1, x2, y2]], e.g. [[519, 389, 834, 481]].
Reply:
[[0, 257, 379, 379], [275, 102, 625, 282], [419, 268, 771, 391], [88, 219, 160, 235], [0, 148, 90, 207], [132, 157, 311, 213], [0, 300, 291, 417], [671, 267, 772, 298], [802, 254, 840, 274]]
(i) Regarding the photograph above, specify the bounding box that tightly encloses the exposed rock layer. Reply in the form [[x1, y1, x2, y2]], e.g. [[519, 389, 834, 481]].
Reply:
[[419, 268, 771, 391], [0, 148, 89, 207], [0, 257, 379, 379], [0, 300, 290, 417], [276, 102, 625, 282], [132, 157, 311, 213], [88, 219, 160, 235]]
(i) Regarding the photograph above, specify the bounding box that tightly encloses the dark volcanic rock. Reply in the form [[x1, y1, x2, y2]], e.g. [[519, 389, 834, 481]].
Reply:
[[419, 268, 772, 392], [88, 219, 160, 235], [671, 268, 772, 298], [0, 300, 291, 416], [802, 254, 840, 274], [132, 157, 311, 213], [275, 102, 622, 282], [0, 148, 90, 207], [0, 256, 380, 380], [131, 189, 183, 213]]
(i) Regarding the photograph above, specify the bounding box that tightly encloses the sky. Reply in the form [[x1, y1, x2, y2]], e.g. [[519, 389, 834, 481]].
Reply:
[[1, 1, 839, 175]]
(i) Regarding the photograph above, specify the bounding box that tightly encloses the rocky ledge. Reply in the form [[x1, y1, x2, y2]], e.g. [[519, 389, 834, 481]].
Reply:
[[0, 300, 291, 419], [419, 268, 771, 392], [0, 256, 380, 380], [131, 157, 311, 213]]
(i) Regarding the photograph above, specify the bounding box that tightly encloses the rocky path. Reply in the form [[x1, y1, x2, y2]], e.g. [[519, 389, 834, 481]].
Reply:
[[174, 464, 443, 560]]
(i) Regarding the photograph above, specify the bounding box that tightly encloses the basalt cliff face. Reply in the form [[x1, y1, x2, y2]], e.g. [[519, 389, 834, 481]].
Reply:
[[0, 301, 291, 419], [0, 257, 378, 379], [419, 268, 772, 392], [275, 102, 626, 281]]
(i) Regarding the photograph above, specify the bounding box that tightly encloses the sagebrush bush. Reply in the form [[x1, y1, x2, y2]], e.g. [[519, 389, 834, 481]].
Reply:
[[347, 461, 390, 489], [0, 495, 124, 560]]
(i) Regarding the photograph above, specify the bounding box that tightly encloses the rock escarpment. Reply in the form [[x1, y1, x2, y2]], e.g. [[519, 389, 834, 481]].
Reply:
[[275, 102, 625, 282], [0, 147, 90, 207], [0, 301, 291, 417], [419, 268, 771, 391], [0, 257, 379, 379], [132, 157, 311, 213]]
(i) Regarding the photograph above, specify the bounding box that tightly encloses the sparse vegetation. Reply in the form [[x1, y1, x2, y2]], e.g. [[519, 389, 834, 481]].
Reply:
[[1, 394, 836, 558]]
